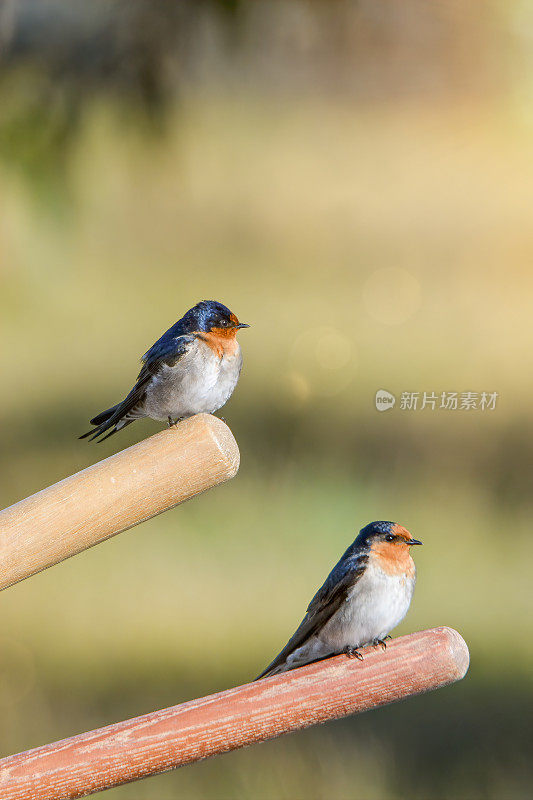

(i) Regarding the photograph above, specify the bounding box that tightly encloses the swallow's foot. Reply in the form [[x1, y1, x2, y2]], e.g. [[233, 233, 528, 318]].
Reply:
[[344, 646, 364, 661], [372, 638, 388, 651], [167, 416, 183, 427]]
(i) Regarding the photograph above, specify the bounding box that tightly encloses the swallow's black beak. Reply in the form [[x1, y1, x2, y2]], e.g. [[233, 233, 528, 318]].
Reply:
[[235, 323, 250, 329], [408, 538, 423, 546]]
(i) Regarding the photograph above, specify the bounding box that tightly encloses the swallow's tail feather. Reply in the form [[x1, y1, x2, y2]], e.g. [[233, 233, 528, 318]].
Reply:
[[254, 661, 287, 681], [91, 419, 134, 442], [78, 428, 97, 440], [79, 401, 141, 442], [79, 371, 151, 442], [78, 404, 120, 440], [90, 405, 120, 427], [79, 416, 134, 442], [254, 642, 302, 680]]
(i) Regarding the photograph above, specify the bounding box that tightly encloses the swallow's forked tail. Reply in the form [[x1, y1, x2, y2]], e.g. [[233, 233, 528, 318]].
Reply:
[[79, 404, 132, 443], [254, 662, 285, 681]]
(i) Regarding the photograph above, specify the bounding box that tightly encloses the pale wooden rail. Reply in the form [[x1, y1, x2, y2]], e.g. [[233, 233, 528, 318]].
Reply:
[[0, 627, 469, 800], [0, 414, 239, 591]]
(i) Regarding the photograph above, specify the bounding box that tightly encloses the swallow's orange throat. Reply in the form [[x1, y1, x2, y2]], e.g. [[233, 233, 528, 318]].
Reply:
[[371, 541, 416, 577], [210, 326, 239, 339], [196, 329, 240, 358]]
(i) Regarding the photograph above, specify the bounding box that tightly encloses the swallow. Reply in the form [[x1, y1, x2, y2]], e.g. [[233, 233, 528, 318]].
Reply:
[[256, 521, 422, 679], [80, 300, 249, 442]]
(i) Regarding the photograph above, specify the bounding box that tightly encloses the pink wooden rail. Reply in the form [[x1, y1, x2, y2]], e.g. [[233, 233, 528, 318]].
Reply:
[[0, 626, 469, 800]]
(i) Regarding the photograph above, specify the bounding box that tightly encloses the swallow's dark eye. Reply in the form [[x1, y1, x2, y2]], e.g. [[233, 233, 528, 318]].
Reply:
[[385, 534, 395, 542]]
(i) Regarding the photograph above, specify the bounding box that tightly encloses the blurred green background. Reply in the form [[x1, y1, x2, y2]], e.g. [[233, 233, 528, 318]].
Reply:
[[1, 1, 532, 798]]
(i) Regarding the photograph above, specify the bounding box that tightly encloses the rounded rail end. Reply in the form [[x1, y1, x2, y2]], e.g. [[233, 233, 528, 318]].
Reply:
[[438, 625, 470, 681], [175, 413, 241, 477]]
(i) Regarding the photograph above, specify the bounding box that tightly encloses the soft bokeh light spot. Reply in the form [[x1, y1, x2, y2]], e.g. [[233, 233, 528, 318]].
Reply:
[[315, 329, 352, 371], [290, 326, 356, 397], [285, 371, 311, 405], [362, 268, 421, 326]]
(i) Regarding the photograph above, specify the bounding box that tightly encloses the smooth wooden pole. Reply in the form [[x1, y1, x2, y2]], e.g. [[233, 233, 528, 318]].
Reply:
[[0, 414, 239, 591], [0, 627, 469, 800]]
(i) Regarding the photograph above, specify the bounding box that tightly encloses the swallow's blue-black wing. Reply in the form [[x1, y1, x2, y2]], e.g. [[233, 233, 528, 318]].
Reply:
[[255, 550, 369, 680], [141, 318, 191, 365], [80, 334, 195, 442]]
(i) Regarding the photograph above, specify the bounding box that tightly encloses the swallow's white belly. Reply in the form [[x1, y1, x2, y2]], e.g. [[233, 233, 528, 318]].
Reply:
[[285, 562, 415, 670], [320, 561, 415, 649], [143, 338, 243, 421]]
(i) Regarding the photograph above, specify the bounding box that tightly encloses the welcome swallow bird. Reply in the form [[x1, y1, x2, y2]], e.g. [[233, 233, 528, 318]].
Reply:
[[256, 521, 422, 679], [80, 300, 249, 442]]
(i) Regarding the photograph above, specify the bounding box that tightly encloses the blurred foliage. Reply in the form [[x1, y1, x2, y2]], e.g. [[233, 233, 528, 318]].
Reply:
[[1, 2, 533, 799], [1, 0, 527, 189]]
